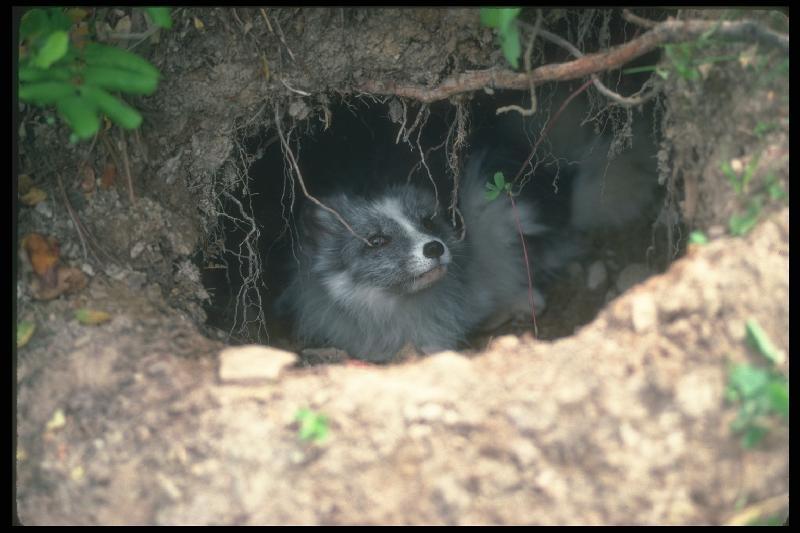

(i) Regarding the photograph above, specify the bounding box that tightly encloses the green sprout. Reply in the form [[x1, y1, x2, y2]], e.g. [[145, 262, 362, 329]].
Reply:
[[725, 320, 788, 449], [294, 408, 330, 443], [485, 171, 512, 201]]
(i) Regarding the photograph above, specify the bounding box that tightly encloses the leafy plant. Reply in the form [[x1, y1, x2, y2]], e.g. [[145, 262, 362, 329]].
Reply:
[[294, 408, 329, 443], [728, 196, 763, 236], [725, 320, 788, 449], [18, 7, 172, 141], [688, 231, 709, 245], [485, 171, 512, 201], [722, 152, 785, 237], [479, 7, 522, 69]]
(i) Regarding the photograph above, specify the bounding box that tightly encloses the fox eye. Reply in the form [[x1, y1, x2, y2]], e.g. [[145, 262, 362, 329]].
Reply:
[[421, 214, 436, 231], [367, 233, 390, 248]]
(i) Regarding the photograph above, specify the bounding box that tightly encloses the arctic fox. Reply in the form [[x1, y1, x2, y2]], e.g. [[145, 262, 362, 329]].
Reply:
[[279, 151, 574, 362]]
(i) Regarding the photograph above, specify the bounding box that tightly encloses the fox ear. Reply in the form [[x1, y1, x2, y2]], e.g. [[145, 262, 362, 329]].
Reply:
[[297, 197, 341, 246]]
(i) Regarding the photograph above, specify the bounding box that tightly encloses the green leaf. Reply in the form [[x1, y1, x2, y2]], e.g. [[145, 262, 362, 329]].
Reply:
[[741, 425, 768, 449], [688, 231, 708, 245], [20, 9, 49, 42], [19, 65, 73, 82], [144, 7, 173, 29], [83, 42, 161, 79], [729, 198, 762, 236], [501, 23, 521, 69], [745, 319, 783, 365], [56, 95, 100, 139], [767, 182, 786, 201], [80, 85, 142, 129], [766, 381, 789, 419], [19, 81, 78, 105], [480, 8, 521, 29], [32, 30, 69, 69], [295, 408, 329, 442], [729, 364, 769, 399], [493, 171, 506, 189], [82, 66, 159, 95], [485, 188, 501, 201]]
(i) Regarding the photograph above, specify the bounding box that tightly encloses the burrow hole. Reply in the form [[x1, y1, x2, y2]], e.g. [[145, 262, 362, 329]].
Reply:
[[201, 82, 682, 363]]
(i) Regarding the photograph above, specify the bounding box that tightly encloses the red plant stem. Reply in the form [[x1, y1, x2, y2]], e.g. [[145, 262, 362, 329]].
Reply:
[[512, 78, 594, 186], [508, 193, 538, 338]]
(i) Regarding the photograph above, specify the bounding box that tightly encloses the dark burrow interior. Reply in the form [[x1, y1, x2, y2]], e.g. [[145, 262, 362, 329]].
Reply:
[[199, 76, 683, 363]]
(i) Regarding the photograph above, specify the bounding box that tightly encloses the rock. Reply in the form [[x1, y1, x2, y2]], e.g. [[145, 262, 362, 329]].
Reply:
[[616, 263, 651, 293], [586, 260, 608, 290], [630, 293, 658, 333], [218, 345, 297, 383]]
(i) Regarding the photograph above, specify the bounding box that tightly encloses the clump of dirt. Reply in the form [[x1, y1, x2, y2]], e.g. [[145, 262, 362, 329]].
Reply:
[[15, 7, 788, 525]]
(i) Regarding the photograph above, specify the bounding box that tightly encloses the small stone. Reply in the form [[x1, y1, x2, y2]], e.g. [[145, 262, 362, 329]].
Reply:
[[616, 263, 651, 293], [130, 241, 146, 259], [586, 260, 608, 290], [630, 293, 658, 333], [218, 345, 297, 383]]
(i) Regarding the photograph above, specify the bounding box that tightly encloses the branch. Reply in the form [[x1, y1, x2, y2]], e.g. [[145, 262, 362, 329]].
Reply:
[[356, 17, 788, 104]]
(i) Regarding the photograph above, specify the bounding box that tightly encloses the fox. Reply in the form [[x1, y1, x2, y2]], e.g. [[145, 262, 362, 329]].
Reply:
[[278, 150, 578, 362]]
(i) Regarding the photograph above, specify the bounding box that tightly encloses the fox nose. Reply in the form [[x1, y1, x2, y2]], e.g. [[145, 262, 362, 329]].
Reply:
[[423, 240, 445, 258]]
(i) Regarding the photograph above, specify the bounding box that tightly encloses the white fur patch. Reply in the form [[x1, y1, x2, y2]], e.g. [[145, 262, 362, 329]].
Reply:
[[322, 271, 397, 315], [380, 199, 452, 267]]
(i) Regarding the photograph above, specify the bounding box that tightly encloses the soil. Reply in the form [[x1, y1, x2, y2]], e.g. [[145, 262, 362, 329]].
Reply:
[[15, 7, 788, 525]]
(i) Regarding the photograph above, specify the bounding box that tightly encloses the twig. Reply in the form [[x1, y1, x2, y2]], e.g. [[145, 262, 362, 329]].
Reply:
[[357, 17, 788, 103], [511, 79, 594, 187], [117, 130, 137, 206], [259, 8, 274, 34], [273, 105, 371, 246], [523, 23, 663, 107], [56, 172, 118, 266], [280, 78, 311, 97], [724, 493, 788, 526], [622, 9, 659, 29], [271, 12, 296, 62]]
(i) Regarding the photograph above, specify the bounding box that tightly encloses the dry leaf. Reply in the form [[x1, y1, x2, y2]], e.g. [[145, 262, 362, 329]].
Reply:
[[17, 320, 35, 348], [193, 17, 205, 30], [30, 267, 88, 301], [75, 308, 112, 325], [71, 22, 91, 50], [114, 15, 131, 34], [66, 7, 88, 23], [23, 233, 60, 286], [80, 162, 96, 193], [46, 409, 66, 431], [20, 187, 47, 206], [100, 162, 117, 189], [70, 466, 85, 482], [738, 43, 759, 69], [18, 174, 34, 194]]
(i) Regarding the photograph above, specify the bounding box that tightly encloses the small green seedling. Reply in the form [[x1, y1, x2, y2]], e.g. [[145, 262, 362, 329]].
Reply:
[[728, 196, 763, 236], [479, 7, 522, 69], [688, 231, 709, 245], [725, 320, 788, 449], [294, 408, 329, 443], [745, 319, 786, 366], [485, 171, 512, 201]]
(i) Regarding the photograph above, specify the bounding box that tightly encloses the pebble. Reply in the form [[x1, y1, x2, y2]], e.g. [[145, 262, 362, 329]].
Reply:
[[218, 345, 297, 383]]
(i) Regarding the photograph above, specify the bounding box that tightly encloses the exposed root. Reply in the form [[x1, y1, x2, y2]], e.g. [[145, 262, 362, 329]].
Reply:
[[273, 103, 371, 247], [357, 16, 788, 103]]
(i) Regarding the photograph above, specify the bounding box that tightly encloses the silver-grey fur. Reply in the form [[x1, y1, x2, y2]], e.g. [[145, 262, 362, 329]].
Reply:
[[280, 151, 567, 362]]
